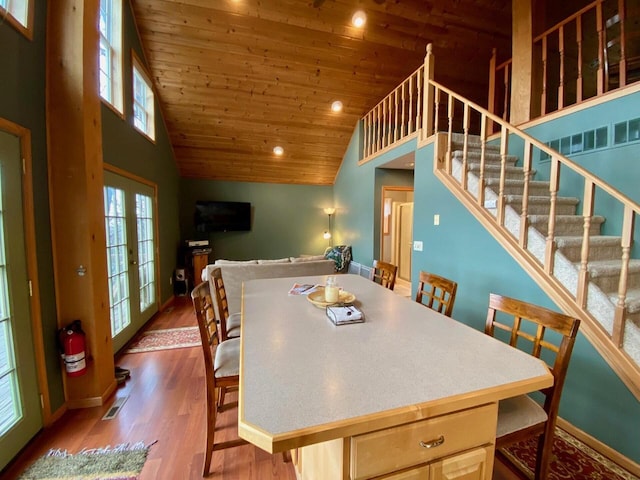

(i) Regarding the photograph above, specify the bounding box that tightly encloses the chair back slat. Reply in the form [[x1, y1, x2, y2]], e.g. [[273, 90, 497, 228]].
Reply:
[[371, 260, 398, 290], [211, 267, 233, 341], [192, 281, 218, 380], [415, 270, 458, 317]]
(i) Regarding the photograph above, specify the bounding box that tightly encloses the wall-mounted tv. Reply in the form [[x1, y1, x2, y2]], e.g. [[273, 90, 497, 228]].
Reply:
[[194, 201, 251, 232]]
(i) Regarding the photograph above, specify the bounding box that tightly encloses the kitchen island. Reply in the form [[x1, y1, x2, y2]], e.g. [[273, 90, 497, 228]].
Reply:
[[238, 274, 552, 479]]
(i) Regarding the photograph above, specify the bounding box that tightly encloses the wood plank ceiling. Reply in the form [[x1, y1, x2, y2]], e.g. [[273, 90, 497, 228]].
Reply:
[[131, 0, 512, 185]]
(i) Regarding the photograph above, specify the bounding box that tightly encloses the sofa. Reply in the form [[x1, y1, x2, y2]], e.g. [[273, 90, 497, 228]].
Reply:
[[201, 256, 335, 313]]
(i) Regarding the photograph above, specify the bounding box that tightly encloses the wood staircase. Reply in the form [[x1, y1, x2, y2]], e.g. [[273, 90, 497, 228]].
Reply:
[[433, 131, 640, 400]]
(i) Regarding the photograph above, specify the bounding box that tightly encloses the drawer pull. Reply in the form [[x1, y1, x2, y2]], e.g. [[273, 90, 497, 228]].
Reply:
[[419, 435, 445, 449]]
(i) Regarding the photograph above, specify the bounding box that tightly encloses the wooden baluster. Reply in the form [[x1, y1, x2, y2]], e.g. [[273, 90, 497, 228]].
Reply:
[[387, 94, 393, 146], [407, 77, 418, 135], [503, 63, 510, 122], [618, 0, 627, 87], [613, 206, 634, 346], [478, 114, 487, 207], [541, 35, 548, 115], [488, 47, 497, 134], [401, 81, 406, 138], [558, 26, 565, 109], [544, 157, 559, 275], [374, 104, 380, 154], [433, 87, 440, 134], [363, 113, 369, 158], [577, 180, 595, 307], [446, 94, 454, 174], [423, 44, 434, 139], [519, 142, 533, 249], [416, 69, 422, 137], [597, 1, 605, 94], [383, 98, 388, 148], [576, 14, 584, 103], [497, 127, 508, 226], [461, 104, 470, 191]]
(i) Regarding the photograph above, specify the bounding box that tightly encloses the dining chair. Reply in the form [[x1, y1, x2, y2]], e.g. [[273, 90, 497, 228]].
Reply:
[[210, 267, 241, 341], [192, 281, 247, 476], [370, 259, 398, 290], [486, 293, 580, 480], [415, 270, 458, 317]]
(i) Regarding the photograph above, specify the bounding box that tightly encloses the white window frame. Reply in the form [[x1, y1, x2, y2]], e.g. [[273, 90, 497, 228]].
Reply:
[[99, 0, 123, 115], [0, 0, 34, 39], [132, 51, 156, 142]]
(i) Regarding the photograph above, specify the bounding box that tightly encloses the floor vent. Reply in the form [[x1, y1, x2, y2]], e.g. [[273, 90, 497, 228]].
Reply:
[[102, 395, 129, 420]]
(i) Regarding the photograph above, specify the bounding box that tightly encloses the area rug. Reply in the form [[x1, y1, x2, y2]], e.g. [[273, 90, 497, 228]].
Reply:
[[124, 326, 200, 353], [500, 427, 639, 480], [19, 441, 154, 480]]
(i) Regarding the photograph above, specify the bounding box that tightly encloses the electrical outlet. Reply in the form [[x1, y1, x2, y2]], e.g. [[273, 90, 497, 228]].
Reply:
[[434, 214, 440, 226], [413, 240, 423, 251]]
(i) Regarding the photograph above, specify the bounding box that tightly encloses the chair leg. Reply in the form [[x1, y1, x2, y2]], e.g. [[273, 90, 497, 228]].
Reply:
[[203, 388, 217, 477], [218, 386, 226, 410], [534, 431, 553, 480]]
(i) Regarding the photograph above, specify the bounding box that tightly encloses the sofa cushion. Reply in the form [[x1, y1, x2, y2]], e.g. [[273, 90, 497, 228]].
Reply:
[[257, 258, 291, 264], [215, 259, 258, 264], [291, 255, 326, 262]]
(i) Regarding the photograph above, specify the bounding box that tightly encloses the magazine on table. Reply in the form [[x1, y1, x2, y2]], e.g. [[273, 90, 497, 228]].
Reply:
[[288, 283, 320, 295]]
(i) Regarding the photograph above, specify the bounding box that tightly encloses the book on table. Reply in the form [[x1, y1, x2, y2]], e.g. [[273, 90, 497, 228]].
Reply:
[[288, 283, 320, 295]]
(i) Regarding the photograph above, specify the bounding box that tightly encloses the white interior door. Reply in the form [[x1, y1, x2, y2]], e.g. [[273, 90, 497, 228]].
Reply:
[[0, 129, 41, 469], [397, 202, 413, 282], [104, 171, 158, 352]]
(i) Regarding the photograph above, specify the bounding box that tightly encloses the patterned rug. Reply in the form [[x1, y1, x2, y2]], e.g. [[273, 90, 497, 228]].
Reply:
[[124, 326, 200, 353], [500, 427, 639, 480], [19, 442, 153, 479]]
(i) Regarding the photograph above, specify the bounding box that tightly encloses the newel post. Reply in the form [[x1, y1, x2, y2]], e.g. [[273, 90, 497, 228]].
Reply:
[[422, 43, 434, 140]]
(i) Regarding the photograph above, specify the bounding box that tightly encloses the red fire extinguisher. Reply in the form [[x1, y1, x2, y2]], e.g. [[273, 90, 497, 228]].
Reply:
[[58, 320, 87, 377]]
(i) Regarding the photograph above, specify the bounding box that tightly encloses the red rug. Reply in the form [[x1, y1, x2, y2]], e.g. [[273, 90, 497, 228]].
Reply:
[[124, 326, 200, 353], [500, 427, 639, 479]]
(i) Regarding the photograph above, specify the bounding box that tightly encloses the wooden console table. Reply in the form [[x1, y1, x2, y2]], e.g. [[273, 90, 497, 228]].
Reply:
[[238, 274, 552, 479]]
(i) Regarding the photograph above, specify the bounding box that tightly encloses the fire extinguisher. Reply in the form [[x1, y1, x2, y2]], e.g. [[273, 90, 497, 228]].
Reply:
[[58, 320, 87, 377]]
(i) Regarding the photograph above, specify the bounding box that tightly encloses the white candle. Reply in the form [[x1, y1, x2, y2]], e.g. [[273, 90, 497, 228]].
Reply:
[[325, 285, 339, 303]]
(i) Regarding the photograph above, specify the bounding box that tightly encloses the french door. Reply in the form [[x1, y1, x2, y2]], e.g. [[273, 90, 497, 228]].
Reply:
[[0, 128, 41, 469], [103, 170, 158, 352]]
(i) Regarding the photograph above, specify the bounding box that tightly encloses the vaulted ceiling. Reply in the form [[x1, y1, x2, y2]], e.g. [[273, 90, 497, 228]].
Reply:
[[131, 0, 512, 185]]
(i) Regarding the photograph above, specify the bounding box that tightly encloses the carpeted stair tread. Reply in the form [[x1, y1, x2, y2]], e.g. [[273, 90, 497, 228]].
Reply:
[[608, 288, 640, 314], [468, 163, 527, 176], [505, 194, 580, 205], [528, 215, 605, 236], [450, 133, 501, 152], [451, 150, 518, 165], [528, 214, 606, 225], [584, 259, 640, 277], [555, 235, 622, 248]]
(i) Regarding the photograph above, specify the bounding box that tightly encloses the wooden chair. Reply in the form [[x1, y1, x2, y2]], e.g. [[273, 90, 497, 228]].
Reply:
[[415, 270, 458, 317], [210, 267, 241, 341], [370, 259, 398, 290], [192, 281, 246, 476], [486, 293, 580, 480]]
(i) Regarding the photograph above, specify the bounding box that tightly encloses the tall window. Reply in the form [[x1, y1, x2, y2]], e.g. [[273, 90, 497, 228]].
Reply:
[[99, 0, 123, 113], [132, 52, 156, 141], [0, 0, 33, 38], [0, 167, 22, 437]]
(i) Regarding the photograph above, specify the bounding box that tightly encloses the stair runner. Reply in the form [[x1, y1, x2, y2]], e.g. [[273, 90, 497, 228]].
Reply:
[[447, 133, 640, 367]]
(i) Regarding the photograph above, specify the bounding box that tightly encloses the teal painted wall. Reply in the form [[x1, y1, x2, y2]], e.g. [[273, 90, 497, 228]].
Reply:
[[334, 133, 418, 267], [101, 1, 181, 305], [334, 130, 640, 463], [0, 2, 65, 411], [180, 179, 333, 260]]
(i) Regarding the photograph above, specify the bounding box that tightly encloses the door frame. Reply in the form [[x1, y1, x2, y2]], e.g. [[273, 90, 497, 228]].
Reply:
[[0, 118, 49, 423], [103, 163, 161, 351], [380, 185, 414, 267]]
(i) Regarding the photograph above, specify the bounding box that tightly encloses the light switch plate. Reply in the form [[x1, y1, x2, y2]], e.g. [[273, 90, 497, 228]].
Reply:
[[434, 214, 440, 225], [413, 240, 423, 251]]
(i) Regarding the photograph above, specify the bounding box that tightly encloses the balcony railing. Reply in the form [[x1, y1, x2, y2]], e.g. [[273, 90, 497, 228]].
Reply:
[[489, 0, 640, 121]]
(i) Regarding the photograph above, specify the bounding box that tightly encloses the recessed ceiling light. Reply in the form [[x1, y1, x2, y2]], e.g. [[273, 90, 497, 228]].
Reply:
[[331, 100, 343, 113], [273, 146, 284, 155], [352, 10, 366, 28]]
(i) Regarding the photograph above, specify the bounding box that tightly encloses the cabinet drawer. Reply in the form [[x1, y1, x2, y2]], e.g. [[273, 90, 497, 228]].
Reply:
[[350, 403, 497, 479]]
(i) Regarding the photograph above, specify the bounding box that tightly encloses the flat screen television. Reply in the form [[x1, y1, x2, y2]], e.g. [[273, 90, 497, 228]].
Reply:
[[194, 201, 251, 232]]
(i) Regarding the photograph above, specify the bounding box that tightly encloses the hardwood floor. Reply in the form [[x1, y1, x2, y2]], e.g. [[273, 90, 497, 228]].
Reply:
[[2, 295, 522, 480]]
